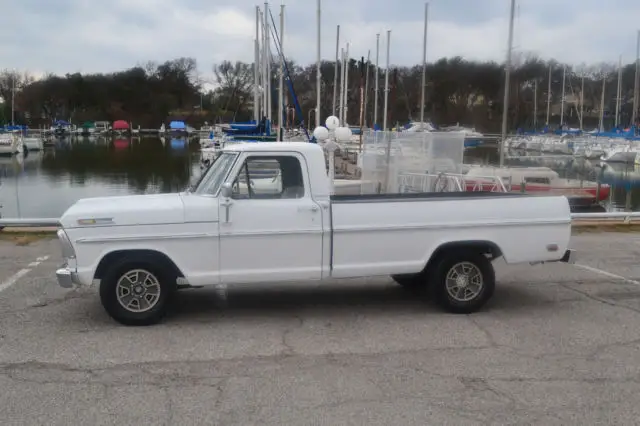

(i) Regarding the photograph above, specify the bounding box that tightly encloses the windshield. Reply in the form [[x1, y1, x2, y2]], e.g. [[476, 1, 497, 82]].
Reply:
[[193, 152, 239, 195]]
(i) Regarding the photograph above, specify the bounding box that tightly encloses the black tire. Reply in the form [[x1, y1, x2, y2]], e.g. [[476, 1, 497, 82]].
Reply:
[[391, 273, 425, 291], [431, 251, 495, 314], [99, 258, 175, 326]]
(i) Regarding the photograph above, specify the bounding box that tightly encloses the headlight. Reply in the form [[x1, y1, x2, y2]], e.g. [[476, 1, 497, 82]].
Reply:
[[57, 229, 76, 259]]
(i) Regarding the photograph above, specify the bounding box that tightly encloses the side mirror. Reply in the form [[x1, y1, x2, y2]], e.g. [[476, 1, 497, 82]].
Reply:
[[220, 182, 233, 198]]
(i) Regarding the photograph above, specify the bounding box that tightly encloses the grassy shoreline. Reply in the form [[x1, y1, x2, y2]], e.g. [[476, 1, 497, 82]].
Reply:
[[0, 230, 57, 245]]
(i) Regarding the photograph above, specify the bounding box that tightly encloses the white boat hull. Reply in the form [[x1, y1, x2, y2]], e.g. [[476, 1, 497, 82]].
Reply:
[[602, 150, 639, 164], [23, 137, 43, 151], [0, 134, 24, 155], [0, 145, 15, 155]]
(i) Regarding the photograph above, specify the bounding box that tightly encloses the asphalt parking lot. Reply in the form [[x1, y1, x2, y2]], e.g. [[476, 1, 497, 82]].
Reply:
[[2, 232, 640, 425]]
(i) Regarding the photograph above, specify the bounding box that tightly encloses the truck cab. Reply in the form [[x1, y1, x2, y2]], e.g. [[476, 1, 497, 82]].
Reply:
[[187, 143, 332, 284]]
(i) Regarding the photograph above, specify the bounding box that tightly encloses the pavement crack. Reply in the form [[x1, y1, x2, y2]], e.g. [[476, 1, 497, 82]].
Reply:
[[0, 361, 227, 389], [280, 315, 304, 356], [467, 315, 500, 348], [213, 378, 229, 411], [559, 282, 640, 315], [587, 337, 640, 361], [162, 387, 174, 426]]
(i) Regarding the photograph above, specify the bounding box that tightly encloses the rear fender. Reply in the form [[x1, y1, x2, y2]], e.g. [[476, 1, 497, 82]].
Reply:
[[423, 240, 503, 273]]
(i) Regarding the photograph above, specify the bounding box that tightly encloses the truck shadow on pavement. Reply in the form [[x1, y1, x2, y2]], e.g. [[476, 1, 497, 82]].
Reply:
[[162, 280, 549, 323]]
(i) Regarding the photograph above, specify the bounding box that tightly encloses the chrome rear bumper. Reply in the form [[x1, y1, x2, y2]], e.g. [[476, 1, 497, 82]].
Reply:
[[56, 264, 79, 288], [560, 249, 576, 264], [529, 249, 576, 266]]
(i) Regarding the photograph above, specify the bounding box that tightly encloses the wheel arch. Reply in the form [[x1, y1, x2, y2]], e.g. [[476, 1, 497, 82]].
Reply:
[[93, 249, 185, 282], [423, 240, 503, 274]]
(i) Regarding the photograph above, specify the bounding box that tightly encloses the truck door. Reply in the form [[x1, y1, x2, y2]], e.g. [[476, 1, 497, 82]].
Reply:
[[218, 152, 324, 283]]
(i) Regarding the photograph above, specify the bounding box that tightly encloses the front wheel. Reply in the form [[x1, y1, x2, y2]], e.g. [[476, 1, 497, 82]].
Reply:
[[431, 252, 495, 314], [99, 260, 174, 326]]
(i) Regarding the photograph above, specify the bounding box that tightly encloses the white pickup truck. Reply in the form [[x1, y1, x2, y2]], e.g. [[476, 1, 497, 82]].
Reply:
[[55, 142, 575, 325]]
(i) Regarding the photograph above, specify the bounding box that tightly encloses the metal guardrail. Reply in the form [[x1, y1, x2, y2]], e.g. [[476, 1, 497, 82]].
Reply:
[[0, 218, 60, 227], [571, 212, 640, 222]]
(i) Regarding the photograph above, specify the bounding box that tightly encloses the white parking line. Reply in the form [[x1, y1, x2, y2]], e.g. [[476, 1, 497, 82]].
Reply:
[[0, 255, 50, 294], [574, 263, 640, 286]]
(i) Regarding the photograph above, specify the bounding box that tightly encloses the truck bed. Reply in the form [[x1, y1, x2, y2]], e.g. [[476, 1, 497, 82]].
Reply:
[[328, 191, 572, 278]]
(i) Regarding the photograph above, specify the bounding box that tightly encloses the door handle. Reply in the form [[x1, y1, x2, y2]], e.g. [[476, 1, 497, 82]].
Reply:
[[220, 199, 233, 223], [298, 205, 319, 212]]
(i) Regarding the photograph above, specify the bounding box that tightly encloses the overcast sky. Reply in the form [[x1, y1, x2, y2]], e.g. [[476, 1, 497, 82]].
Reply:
[[1, 0, 639, 84]]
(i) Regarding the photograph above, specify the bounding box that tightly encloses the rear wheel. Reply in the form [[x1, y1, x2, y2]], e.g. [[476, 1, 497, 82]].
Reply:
[[431, 252, 495, 314], [99, 259, 175, 326]]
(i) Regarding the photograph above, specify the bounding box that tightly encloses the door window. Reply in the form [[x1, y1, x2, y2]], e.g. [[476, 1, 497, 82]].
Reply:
[[231, 155, 305, 199]]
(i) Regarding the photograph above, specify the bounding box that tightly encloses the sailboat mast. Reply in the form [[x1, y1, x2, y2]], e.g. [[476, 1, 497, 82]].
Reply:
[[419, 2, 429, 126], [363, 50, 371, 128], [580, 74, 584, 130], [616, 55, 622, 128], [332, 25, 340, 117], [11, 73, 15, 126], [533, 80, 538, 130], [254, 6, 260, 122], [315, 0, 321, 128], [382, 30, 391, 131], [266, 8, 272, 123], [343, 43, 350, 125], [338, 48, 345, 125], [359, 56, 365, 148], [382, 30, 392, 193], [278, 4, 285, 140], [560, 65, 566, 127], [633, 30, 640, 127], [374, 33, 380, 127], [546, 64, 552, 125], [499, 0, 516, 168], [262, 6, 268, 119], [599, 74, 606, 131]]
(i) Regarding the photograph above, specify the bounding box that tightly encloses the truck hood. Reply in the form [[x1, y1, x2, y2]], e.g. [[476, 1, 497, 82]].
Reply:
[[60, 193, 185, 229]]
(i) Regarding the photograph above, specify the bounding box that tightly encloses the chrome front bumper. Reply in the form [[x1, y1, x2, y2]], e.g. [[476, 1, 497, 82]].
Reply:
[[56, 264, 79, 288]]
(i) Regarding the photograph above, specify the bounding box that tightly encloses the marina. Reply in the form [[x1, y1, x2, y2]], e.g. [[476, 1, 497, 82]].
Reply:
[[0, 134, 640, 218]]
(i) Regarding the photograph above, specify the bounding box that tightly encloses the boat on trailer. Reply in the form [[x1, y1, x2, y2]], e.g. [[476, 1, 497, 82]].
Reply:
[[462, 165, 609, 203]]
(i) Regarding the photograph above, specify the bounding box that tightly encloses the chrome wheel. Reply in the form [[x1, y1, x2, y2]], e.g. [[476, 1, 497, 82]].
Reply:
[[445, 262, 483, 302], [116, 269, 161, 313]]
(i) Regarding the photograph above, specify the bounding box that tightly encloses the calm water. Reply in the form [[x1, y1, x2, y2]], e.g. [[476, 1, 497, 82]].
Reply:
[[1, 138, 640, 218], [0, 137, 200, 218]]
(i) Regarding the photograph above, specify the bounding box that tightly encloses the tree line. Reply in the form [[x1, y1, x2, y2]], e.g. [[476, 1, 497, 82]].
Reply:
[[1, 55, 638, 133]]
